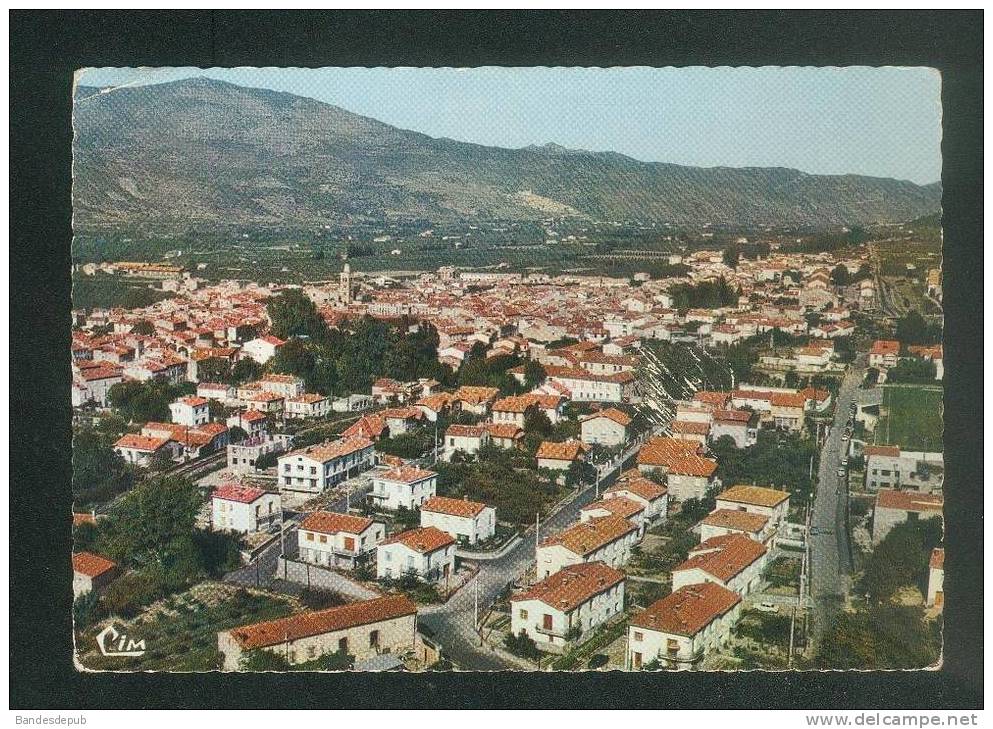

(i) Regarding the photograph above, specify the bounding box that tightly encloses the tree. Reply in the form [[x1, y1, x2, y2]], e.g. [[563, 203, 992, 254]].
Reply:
[[230, 358, 263, 384], [269, 337, 316, 381], [523, 409, 553, 438], [831, 264, 851, 287], [523, 359, 547, 389], [72, 427, 135, 505], [315, 649, 354, 671], [895, 310, 941, 346], [73, 590, 101, 630], [197, 357, 232, 384], [239, 649, 292, 671], [859, 517, 943, 604], [504, 630, 542, 661], [723, 246, 740, 269], [885, 358, 937, 384], [131, 319, 156, 336], [266, 289, 329, 341], [229, 425, 248, 443], [815, 604, 940, 669]]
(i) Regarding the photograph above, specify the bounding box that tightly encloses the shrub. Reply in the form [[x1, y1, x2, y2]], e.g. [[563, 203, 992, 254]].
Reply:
[[504, 630, 543, 662]]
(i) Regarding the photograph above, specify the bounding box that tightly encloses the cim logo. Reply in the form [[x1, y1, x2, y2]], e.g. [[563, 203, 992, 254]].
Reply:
[[96, 624, 146, 657]]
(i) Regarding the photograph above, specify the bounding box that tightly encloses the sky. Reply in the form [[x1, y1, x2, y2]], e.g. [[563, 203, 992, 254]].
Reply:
[[77, 66, 942, 185]]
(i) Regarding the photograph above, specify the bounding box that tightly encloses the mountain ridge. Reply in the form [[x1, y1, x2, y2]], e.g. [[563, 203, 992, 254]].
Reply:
[[72, 77, 942, 231]]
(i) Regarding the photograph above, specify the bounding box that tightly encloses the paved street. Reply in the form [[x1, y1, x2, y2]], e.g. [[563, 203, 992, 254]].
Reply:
[[418, 438, 647, 670], [809, 358, 864, 639]]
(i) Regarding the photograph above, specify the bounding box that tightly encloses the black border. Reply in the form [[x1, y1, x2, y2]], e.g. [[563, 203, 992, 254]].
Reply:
[[10, 10, 983, 710]]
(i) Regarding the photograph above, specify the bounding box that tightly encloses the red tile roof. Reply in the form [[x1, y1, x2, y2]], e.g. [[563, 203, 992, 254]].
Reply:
[[701, 509, 770, 534], [114, 434, 171, 452], [228, 595, 416, 650], [378, 465, 437, 484], [421, 495, 488, 518], [512, 562, 624, 613], [631, 582, 741, 637], [542, 515, 637, 556], [290, 436, 374, 463], [673, 533, 768, 582], [605, 473, 668, 502], [581, 496, 645, 520], [72, 551, 117, 578], [637, 437, 717, 478], [870, 339, 900, 356], [864, 445, 901, 457], [536, 440, 588, 462], [717, 485, 791, 508], [213, 484, 268, 503], [382, 526, 455, 553], [583, 408, 633, 427], [876, 489, 943, 513], [299, 510, 375, 535]]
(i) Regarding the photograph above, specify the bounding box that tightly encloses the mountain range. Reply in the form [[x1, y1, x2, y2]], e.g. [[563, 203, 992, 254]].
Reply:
[[72, 77, 941, 231]]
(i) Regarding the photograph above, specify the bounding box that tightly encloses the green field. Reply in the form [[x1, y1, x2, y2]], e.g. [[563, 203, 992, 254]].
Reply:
[[874, 385, 944, 451]]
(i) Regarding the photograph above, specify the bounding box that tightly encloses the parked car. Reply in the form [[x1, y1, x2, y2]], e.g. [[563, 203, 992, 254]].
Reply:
[[755, 602, 779, 614], [837, 468, 846, 477]]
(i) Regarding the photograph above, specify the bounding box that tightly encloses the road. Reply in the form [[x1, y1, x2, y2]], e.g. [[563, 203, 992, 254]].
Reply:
[[418, 436, 647, 670], [808, 357, 864, 640]]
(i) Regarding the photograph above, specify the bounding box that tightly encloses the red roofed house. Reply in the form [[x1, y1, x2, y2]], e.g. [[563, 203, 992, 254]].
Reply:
[[511, 562, 625, 653], [341, 413, 388, 442], [671, 533, 769, 596], [227, 409, 270, 439], [298, 511, 386, 569], [603, 470, 669, 523], [580, 408, 633, 447], [869, 339, 901, 369], [73, 552, 120, 598], [536, 439, 590, 472], [581, 496, 647, 536], [770, 392, 807, 432], [927, 548, 944, 609], [113, 433, 181, 467], [370, 466, 438, 511], [277, 437, 376, 494], [709, 409, 759, 449], [376, 526, 456, 583], [218, 594, 417, 670], [442, 424, 491, 461], [212, 484, 281, 534], [872, 489, 943, 544], [241, 334, 285, 365], [169, 395, 210, 427], [626, 582, 742, 670], [420, 495, 496, 545], [637, 436, 719, 502], [537, 515, 639, 579]]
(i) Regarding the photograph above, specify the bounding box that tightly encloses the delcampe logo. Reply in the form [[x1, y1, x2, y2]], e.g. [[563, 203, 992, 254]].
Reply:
[[96, 624, 146, 657]]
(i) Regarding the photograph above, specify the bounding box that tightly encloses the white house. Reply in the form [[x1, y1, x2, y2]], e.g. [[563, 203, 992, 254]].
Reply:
[[218, 594, 417, 670], [580, 496, 647, 536], [369, 466, 438, 511], [277, 436, 376, 494], [169, 395, 210, 427], [927, 548, 944, 609], [113, 433, 180, 467], [699, 509, 774, 546], [377, 526, 456, 583], [298, 511, 386, 569], [627, 582, 742, 670], [872, 489, 944, 544], [258, 373, 306, 399], [714, 485, 791, 527], [285, 393, 331, 419], [241, 334, 285, 365], [671, 533, 769, 595], [442, 424, 491, 461], [420, 495, 496, 545], [535, 439, 589, 472], [536, 514, 639, 579], [603, 471, 669, 523], [211, 484, 281, 534], [510, 562, 625, 653], [637, 437, 719, 502], [580, 408, 632, 447], [227, 409, 270, 438], [72, 552, 119, 598]]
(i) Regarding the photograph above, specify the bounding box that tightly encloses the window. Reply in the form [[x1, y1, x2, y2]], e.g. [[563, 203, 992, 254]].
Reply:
[[519, 609, 528, 620], [310, 466, 316, 475], [543, 614, 553, 630], [633, 631, 643, 642], [319, 535, 328, 544], [338, 637, 348, 653], [369, 630, 380, 648], [667, 639, 679, 654], [306, 532, 314, 541], [307, 645, 317, 658]]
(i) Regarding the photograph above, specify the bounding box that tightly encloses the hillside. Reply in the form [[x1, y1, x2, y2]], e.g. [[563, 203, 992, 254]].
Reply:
[[72, 77, 942, 231]]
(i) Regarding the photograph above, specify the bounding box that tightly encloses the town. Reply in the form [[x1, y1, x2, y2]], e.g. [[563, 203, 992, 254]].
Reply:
[[70, 220, 944, 671]]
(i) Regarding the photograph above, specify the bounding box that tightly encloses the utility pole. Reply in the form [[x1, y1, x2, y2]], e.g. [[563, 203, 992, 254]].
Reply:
[[788, 604, 796, 668], [473, 576, 480, 640]]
